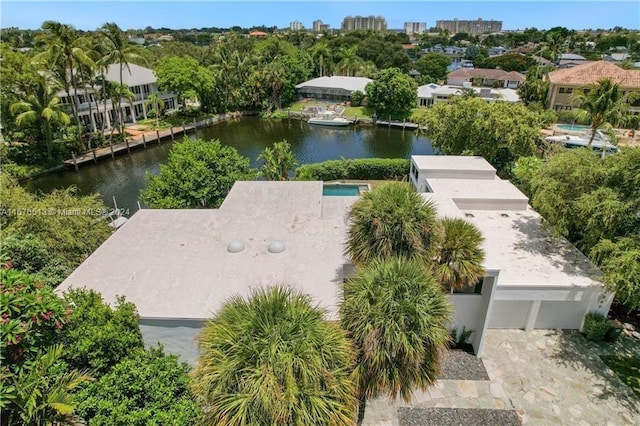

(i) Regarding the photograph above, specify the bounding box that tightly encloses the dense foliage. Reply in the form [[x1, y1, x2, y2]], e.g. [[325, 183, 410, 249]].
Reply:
[[258, 139, 299, 181], [191, 287, 356, 425], [60, 289, 144, 375], [474, 53, 536, 72], [414, 97, 543, 175], [413, 52, 452, 82], [0, 175, 112, 286], [515, 147, 640, 311], [365, 68, 417, 120], [74, 346, 202, 426], [141, 138, 257, 208], [296, 158, 410, 181]]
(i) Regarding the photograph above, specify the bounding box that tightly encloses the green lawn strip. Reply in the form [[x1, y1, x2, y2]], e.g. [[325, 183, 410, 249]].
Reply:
[[601, 355, 640, 398]]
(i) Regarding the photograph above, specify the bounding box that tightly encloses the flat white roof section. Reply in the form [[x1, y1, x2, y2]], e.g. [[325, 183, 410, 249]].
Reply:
[[412, 155, 496, 180], [427, 178, 529, 211], [57, 182, 356, 321], [295, 76, 373, 93]]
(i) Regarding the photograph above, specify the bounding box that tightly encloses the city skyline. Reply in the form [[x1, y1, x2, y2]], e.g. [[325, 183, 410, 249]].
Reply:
[[1, 1, 638, 31]]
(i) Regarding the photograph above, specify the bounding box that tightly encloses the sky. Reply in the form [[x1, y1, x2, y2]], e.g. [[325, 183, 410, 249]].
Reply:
[[2, 1, 639, 32]]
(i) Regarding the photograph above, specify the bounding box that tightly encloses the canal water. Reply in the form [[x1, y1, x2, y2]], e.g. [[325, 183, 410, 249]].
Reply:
[[26, 116, 434, 213]]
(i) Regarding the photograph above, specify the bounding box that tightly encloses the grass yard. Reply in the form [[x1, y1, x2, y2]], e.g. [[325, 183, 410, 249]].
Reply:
[[601, 355, 640, 398]]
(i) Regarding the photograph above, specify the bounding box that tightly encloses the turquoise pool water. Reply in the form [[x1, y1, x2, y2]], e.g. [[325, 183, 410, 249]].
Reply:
[[323, 184, 362, 196], [557, 124, 591, 132]]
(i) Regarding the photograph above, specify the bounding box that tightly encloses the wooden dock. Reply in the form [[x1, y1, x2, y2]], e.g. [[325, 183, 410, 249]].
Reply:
[[64, 112, 245, 169], [374, 120, 425, 130]]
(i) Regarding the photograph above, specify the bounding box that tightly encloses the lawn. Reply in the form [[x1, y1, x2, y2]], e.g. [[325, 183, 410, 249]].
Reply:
[[286, 101, 374, 118], [601, 355, 640, 398]]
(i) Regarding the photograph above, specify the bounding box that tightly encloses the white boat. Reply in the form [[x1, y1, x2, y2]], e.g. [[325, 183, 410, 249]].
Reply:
[[545, 130, 619, 155], [308, 114, 352, 127]]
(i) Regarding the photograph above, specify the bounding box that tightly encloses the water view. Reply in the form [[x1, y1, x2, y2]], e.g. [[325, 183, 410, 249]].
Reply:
[[26, 117, 433, 213]]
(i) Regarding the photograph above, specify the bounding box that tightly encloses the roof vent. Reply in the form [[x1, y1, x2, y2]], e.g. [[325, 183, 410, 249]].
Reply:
[[268, 240, 286, 254], [465, 213, 475, 218], [501, 213, 510, 218], [227, 240, 246, 253]]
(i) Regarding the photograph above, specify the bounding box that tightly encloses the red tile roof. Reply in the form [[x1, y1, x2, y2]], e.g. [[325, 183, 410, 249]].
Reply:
[[447, 68, 525, 81], [548, 61, 640, 87]]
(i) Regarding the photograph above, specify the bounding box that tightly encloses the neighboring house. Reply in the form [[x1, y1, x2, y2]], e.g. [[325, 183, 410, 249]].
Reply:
[[417, 83, 520, 107], [558, 53, 588, 69], [602, 52, 632, 63], [546, 60, 640, 113], [58, 159, 612, 363], [424, 44, 466, 55], [295, 76, 373, 101], [488, 46, 507, 56], [446, 68, 525, 88], [57, 63, 178, 132]]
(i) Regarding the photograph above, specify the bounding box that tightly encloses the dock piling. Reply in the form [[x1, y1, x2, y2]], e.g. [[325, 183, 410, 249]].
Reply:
[[183, 123, 187, 137], [170, 127, 175, 141], [193, 118, 197, 133], [156, 130, 161, 144], [72, 152, 79, 171], [142, 134, 147, 149], [109, 142, 115, 159], [125, 137, 131, 153], [92, 148, 97, 164]]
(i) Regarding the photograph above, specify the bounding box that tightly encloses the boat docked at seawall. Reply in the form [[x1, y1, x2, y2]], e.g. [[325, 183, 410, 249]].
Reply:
[[545, 130, 619, 155], [308, 114, 353, 127]]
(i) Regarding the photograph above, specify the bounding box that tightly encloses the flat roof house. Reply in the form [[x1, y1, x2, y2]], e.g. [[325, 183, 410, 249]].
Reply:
[[546, 60, 640, 113], [295, 76, 373, 101], [58, 158, 612, 363], [446, 68, 525, 89], [417, 83, 520, 107]]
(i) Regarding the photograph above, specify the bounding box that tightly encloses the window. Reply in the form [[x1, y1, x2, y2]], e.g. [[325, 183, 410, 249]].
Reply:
[[558, 87, 573, 94]]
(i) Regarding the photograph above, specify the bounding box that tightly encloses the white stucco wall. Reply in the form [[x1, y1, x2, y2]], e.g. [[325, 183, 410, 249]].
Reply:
[[139, 318, 205, 365]]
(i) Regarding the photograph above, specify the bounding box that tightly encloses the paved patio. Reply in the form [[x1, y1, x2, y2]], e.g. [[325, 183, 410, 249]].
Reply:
[[365, 330, 640, 425]]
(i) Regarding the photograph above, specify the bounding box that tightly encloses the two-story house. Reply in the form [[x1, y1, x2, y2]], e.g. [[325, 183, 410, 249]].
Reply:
[[58, 63, 178, 133], [446, 68, 525, 88]]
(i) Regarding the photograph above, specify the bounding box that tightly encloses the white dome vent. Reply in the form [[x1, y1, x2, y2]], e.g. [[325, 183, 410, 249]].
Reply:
[[227, 240, 246, 253], [268, 241, 286, 254]]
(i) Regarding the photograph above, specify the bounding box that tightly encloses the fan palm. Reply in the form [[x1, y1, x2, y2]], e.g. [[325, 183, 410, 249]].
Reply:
[[340, 257, 452, 424], [435, 217, 485, 292], [145, 93, 165, 127], [345, 181, 443, 265], [571, 78, 636, 147], [10, 76, 70, 160], [336, 46, 363, 77], [191, 286, 356, 425], [309, 42, 331, 77], [98, 23, 145, 136]]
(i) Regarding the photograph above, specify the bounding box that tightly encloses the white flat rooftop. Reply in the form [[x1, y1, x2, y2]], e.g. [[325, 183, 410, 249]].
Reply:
[[412, 155, 496, 173], [426, 178, 529, 210], [57, 182, 356, 321]]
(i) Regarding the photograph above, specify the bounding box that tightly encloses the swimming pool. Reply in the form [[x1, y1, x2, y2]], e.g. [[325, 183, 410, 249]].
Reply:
[[556, 124, 591, 132], [322, 184, 368, 196]]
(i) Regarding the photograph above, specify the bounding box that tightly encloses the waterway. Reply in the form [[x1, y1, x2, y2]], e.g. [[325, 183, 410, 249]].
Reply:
[[26, 117, 434, 213]]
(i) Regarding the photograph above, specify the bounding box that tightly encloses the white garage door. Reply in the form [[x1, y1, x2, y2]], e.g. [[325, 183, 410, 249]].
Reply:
[[488, 301, 529, 329], [534, 301, 586, 329]]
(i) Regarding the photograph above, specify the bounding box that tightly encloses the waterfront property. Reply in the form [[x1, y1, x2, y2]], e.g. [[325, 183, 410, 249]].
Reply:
[[546, 60, 640, 113], [417, 83, 520, 107], [295, 76, 372, 102], [57, 157, 611, 364], [57, 63, 178, 133], [446, 68, 525, 88]]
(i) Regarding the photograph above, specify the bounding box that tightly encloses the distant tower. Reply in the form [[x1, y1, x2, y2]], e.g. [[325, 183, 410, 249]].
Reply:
[[341, 15, 387, 31], [290, 20, 304, 31], [404, 22, 427, 35]]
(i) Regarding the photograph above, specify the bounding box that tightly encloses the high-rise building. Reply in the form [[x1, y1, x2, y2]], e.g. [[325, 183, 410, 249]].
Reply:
[[435, 18, 502, 35], [312, 19, 330, 32], [341, 16, 387, 31], [290, 20, 304, 31], [404, 22, 427, 34]]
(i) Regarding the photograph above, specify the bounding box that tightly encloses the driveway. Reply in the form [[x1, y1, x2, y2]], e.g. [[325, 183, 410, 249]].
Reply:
[[365, 330, 640, 425]]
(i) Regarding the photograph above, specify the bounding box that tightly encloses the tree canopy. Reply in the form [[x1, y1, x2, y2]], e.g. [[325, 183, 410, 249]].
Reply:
[[413, 52, 451, 82], [141, 138, 257, 208], [366, 68, 417, 120]]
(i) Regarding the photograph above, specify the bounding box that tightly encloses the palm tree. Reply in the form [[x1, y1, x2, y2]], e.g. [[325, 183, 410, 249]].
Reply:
[[571, 78, 635, 147], [145, 93, 165, 128], [435, 217, 485, 292], [309, 42, 330, 77], [258, 139, 300, 181], [98, 23, 144, 137], [345, 182, 443, 265], [340, 257, 452, 424], [10, 76, 70, 160], [5, 345, 91, 425], [191, 286, 356, 425], [336, 46, 363, 77]]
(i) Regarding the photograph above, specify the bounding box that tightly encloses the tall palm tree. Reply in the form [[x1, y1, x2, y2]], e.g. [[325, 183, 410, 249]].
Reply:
[[345, 182, 443, 265], [98, 23, 144, 137], [5, 345, 91, 425], [435, 217, 486, 292], [258, 139, 299, 181], [336, 46, 363, 77], [571, 77, 635, 147], [145, 93, 165, 128], [10, 76, 70, 160], [340, 257, 452, 425], [191, 286, 356, 425], [309, 42, 331, 77]]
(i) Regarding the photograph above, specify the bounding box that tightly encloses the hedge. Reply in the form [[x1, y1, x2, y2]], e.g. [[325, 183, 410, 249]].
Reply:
[[296, 158, 410, 181]]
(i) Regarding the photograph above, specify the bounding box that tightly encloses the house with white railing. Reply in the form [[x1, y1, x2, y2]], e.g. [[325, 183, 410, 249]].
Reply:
[[57, 63, 178, 133]]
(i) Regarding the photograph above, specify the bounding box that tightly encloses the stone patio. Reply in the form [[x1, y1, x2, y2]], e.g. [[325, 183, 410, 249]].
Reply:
[[365, 330, 640, 425]]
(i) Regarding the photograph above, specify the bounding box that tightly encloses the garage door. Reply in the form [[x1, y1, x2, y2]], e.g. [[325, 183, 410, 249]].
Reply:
[[488, 301, 529, 329], [534, 301, 586, 329]]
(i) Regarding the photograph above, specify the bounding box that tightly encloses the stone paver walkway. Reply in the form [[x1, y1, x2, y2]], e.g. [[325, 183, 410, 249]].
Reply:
[[365, 330, 640, 425]]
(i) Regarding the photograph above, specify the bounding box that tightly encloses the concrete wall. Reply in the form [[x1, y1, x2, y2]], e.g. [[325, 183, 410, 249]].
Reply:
[[452, 198, 528, 211], [139, 318, 205, 365]]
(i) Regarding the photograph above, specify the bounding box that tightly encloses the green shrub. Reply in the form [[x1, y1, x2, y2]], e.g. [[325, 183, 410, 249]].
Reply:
[[351, 90, 364, 107], [296, 158, 410, 181], [583, 312, 610, 341]]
